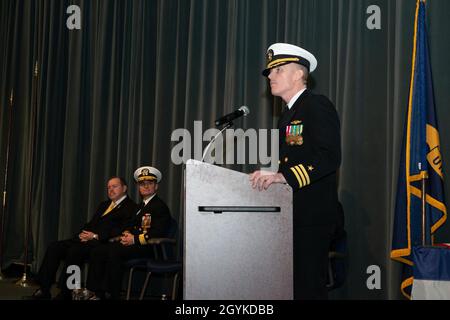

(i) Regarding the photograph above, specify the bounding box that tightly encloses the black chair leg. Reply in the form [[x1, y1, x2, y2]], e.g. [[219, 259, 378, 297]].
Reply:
[[326, 258, 334, 289], [126, 268, 135, 300], [171, 272, 180, 300], [139, 272, 152, 300]]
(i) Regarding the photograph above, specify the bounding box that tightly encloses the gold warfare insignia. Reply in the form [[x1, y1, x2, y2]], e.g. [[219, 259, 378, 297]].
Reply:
[[285, 122, 304, 146], [266, 49, 274, 63]]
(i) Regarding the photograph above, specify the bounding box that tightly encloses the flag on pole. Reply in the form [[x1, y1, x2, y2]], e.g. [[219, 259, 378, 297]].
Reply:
[[390, 0, 447, 299], [411, 246, 450, 300]]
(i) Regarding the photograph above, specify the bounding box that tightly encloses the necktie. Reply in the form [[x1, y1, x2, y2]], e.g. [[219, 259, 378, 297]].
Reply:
[[136, 202, 145, 215], [279, 105, 292, 128], [102, 201, 116, 217]]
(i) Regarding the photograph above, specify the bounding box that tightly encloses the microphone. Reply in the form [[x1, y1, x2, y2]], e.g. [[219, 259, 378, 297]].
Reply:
[[215, 106, 250, 127]]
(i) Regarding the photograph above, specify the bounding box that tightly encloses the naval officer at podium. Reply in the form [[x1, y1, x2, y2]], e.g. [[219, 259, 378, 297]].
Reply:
[[250, 42, 341, 300]]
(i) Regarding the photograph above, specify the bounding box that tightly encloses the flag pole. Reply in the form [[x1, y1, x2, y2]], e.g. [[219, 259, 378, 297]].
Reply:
[[0, 89, 14, 280], [418, 163, 428, 246], [15, 62, 39, 287], [16, 0, 42, 287]]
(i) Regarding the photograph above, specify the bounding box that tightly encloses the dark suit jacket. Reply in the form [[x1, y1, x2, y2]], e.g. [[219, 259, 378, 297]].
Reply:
[[278, 89, 341, 227], [81, 196, 137, 242], [123, 194, 172, 245]]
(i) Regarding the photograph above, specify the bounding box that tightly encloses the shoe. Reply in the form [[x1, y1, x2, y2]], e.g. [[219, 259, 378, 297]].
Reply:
[[72, 288, 97, 300], [71, 289, 84, 300], [87, 294, 101, 300], [52, 291, 72, 300], [25, 288, 51, 300]]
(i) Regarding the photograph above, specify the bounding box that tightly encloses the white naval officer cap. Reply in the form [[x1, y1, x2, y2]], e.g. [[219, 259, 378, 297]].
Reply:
[[262, 43, 318, 76], [133, 166, 162, 183]]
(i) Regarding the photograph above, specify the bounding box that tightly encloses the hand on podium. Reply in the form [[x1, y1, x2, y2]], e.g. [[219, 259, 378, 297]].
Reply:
[[249, 171, 286, 191]]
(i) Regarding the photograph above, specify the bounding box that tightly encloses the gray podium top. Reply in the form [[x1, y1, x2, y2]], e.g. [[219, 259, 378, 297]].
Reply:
[[184, 159, 293, 300]]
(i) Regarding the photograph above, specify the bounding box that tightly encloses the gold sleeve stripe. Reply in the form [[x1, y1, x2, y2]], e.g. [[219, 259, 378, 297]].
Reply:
[[290, 167, 303, 188], [138, 234, 146, 245], [298, 164, 311, 185], [294, 166, 307, 187]]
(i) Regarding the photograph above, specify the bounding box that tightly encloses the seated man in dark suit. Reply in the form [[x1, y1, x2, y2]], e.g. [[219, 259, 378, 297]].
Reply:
[[82, 166, 171, 300], [30, 176, 137, 300]]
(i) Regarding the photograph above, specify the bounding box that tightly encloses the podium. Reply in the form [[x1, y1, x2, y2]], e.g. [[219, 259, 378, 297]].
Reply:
[[183, 159, 293, 299]]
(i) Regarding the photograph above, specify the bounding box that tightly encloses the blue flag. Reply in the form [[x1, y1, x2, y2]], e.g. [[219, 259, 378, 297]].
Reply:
[[411, 246, 450, 299], [390, 0, 447, 299]]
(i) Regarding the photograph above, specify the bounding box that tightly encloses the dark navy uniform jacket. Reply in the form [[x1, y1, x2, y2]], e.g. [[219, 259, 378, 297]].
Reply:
[[278, 89, 341, 227], [123, 194, 172, 245]]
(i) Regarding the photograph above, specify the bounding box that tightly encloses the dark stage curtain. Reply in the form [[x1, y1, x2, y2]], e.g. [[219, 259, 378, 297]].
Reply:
[[0, 0, 449, 299]]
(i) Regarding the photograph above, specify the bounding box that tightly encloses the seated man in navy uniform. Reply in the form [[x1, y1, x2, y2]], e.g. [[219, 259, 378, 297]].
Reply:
[[30, 176, 137, 300], [81, 166, 172, 300], [250, 43, 342, 299]]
